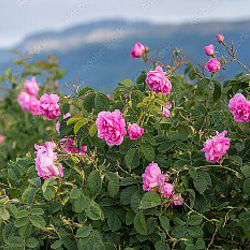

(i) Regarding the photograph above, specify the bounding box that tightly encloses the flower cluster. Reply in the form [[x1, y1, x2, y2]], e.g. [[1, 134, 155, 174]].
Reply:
[[201, 131, 230, 163], [35, 142, 64, 179], [228, 93, 250, 123], [142, 162, 183, 206], [17, 78, 41, 116], [146, 66, 172, 95], [39, 94, 61, 120]]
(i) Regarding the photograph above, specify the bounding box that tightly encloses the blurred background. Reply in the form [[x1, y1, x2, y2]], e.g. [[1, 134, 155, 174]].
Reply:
[[0, 0, 250, 93]]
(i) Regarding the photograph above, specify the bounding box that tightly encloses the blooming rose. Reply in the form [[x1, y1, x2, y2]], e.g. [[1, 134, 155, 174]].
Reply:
[[146, 66, 172, 95], [205, 58, 221, 73], [162, 101, 172, 118], [24, 77, 39, 96], [0, 135, 4, 144], [204, 44, 215, 56], [28, 96, 41, 116], [170, 193, 184, 206], [201, 131, 231, 163], [159, 183, 174, 198], [228, 93, 250, 123], [39, 94, 61, 120], [18, 91, 31, 111], [35, 142, 63, 179], [56, 113, 71, 134], [142, 162, 166, 191], [130, 42, 145, 58], [127, 123, 144, 140], [96, 109, 126, 146], [217, 34, 225, 43]]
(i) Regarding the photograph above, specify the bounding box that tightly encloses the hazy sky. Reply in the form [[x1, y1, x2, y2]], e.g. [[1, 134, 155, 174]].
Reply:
[[0, 0, 250, 48]]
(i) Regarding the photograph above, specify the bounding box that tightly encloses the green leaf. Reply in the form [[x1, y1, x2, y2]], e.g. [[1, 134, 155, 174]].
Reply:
[[87, 171, 102, 194], [141, 142, 155, 162], [7, 237, 25, 248], [89, 123, 97, 137], [241, 165, 250, 177], [72, 194, 88, 213], [139, 192, 161, 209], [213, 80, 221, 102], [108, 213, 122, 232], [119, 78, 135, 87], [188, 214, 203, 226], [30, 215, 46, 229], [94, 93, 109, 112], [134, 210, 147, 235], [243, 178, 250, 194], [30, 208, 44, 215], [27, 188, 38, 206], [120, 186, 138, 205], [14, 216, 30, 228], [74, 118, 88, 134], [86, 200, 104, 221], [26, 237, 40, 248], [125, 148, 139, 169], [28, 177, 41, 187], [51, 240, 63, 249], [70, 187, 82, 200], [193, 171, 211, 194], [0, 207, 10, 220], [159, 216, 170, 232], [62, 103, 70, 114], [106, 172, 120, 198], [76, 225, 92, 238]]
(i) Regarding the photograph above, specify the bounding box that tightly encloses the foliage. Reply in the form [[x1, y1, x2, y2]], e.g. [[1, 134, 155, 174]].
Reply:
[[1, 42, 250, 250]]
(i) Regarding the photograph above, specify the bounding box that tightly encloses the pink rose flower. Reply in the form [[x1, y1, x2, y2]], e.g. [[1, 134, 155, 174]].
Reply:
[[130, 42, 145, 58], [166, 101, 172, 109], [56, 113, 71, 134], [0, 135, 4, 144], [107, 94, 111, 99], [18, 91, 31, 111], [39, 94, 61, 120], [217, 34, 225, 43], [35, 142, 63, 179], [142, 162, 166, 191], [61, 137, 87, 155], [162, 108, 171, 118], [201, 131, 231, 163], [228, 93, 250, 123], [24, 77, 39, 96], [96, 109, 126, 146], [204, 44, 215, 56], [127, 123, 144, 140], [159, 183, 174, 198], [170, 193, 184, 206], [28, 96, 41, 116], [205, 58, 221, 73], [146, 66, 172, 95]]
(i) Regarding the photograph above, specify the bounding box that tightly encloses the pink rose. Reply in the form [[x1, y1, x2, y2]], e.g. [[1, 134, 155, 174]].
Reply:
[[170, 193, 184, 206], [204, 44, 215, 56], [130, 42, 145, 58], [28, 96, 41, 116], [96, 109, 126, 146], [142, 162, 166, 191], [127, 123, 144, 140], [146, 66, 172, 95], [35, 142, 63, 179], [107, 94, 111, 99], [0, 135, 4, 144], [18, 91, 31, 111], [56, 113, 71, 134], [61, 137, 87, 155], [166, 101, 172, 109], [201, 131, 231, 163], [205, 58, 221, 73], [162, 108, 171, 118], [159, 183, 174, 198], [39, 94, 61, 120], [228, 93, 250, 123], [24, 77, 39, 96], [217, 34, 225, 43]]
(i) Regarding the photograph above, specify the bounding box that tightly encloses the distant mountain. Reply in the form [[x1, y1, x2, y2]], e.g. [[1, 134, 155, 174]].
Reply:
[[1, 19, 250, 93]]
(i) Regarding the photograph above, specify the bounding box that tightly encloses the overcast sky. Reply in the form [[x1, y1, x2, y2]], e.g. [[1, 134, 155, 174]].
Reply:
[[0, 0, 250, 48]]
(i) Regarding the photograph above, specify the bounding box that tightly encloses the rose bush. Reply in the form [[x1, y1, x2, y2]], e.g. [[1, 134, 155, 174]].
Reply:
[[1, 36, 250, 249]]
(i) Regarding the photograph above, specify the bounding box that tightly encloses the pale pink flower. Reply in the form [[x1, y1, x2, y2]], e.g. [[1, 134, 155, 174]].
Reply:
[[162, 108, 171, 118], [39, 94, 61, 120], [35, 142, 63, 179], [146, 66, 172, 95], [56, 113, 71, 134], [204, 44, 215, 56], [18, 91, 31, 111], [28, 96, 41, 116], [159, 183, 174, 198], [228, 93, 250, 123], [127, 123, 144, 140], [201, 131, 230, 163], [205, 58, 221, 73], [0, 135, 4, 144], [107, 94, 111, 99], [130, 42, 145, 58], [217, 34, 225, 43], [24, 77, 39, 96], [96, 109, 126, 146], [142, 162, 167, 191], [166, 101, 172, 109], [170, 193, 184, 206]]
